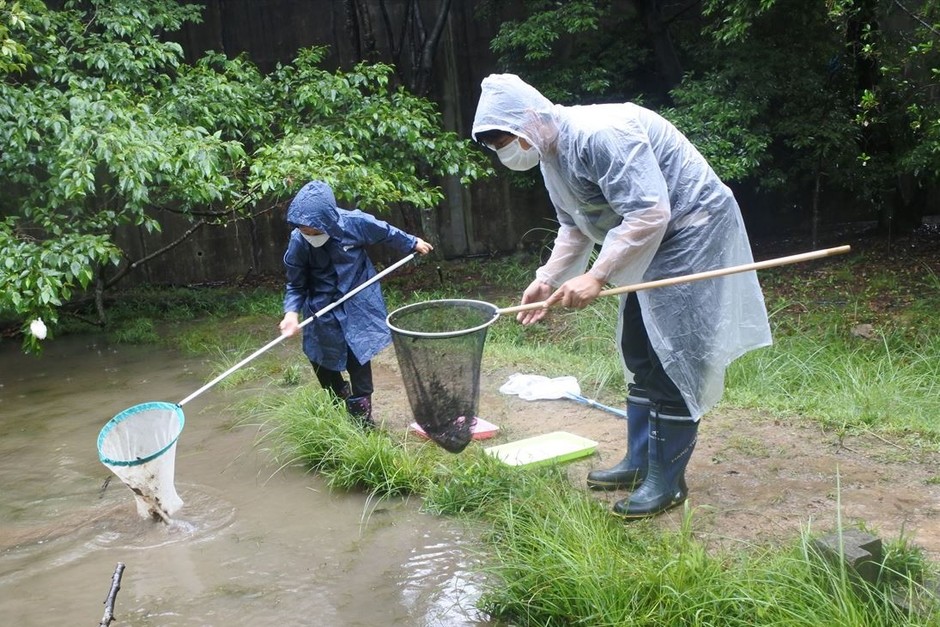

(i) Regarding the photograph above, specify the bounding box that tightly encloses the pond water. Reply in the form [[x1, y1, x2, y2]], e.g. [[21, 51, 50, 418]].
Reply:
[[0, 335, 492, 626]]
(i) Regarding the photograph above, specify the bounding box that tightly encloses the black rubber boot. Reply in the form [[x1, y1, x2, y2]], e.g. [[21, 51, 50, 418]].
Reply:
[[586, 391, 651, 490], [613, 409, 698, 518], [345, 394, 375, 429], [332, 381, 351, 402]]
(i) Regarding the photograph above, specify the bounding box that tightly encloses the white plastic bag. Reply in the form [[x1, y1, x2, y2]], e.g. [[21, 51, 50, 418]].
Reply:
[[499, 373, 627, 418], [499, 373, 581, 400]]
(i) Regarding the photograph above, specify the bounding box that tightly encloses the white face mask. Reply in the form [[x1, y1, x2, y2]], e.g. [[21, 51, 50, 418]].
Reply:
[[301, 232, 330, 247], [496, 138, 540, 171]]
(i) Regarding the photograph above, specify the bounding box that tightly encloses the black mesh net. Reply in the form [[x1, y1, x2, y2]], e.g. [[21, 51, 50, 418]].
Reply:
[[387, 299, 499, 453]]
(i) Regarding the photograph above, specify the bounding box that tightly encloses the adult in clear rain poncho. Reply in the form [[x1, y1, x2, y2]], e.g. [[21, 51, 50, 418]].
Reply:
[[472, 74, 771, 518], [279, 181, 433, 427]]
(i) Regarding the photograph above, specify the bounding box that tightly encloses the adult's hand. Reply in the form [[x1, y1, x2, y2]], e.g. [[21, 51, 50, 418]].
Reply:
[[516, 279, 553, 325], [545, 273, 603, 309]]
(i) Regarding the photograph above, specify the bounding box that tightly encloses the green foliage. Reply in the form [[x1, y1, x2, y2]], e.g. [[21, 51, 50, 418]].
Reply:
[[249, 47, 492, 209], [0, 0, 241, 348], [695, 0, 940, 217], [1, 0, 491, 352], [830, 0, 940, 187], [701, 0, 779, 43], [0, 218, 121, 352], [487, 0, 940, 229], [672, 0, 865, 198], [663, 77, 769, 182], [0, 0, 40, 74], [483, 0, 648, 103]]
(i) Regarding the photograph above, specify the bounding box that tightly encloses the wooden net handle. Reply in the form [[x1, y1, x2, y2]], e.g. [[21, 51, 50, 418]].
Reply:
[[497, 245, 851, 315]]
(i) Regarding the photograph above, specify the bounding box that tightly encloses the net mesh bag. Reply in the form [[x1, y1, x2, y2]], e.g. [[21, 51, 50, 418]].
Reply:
[[97, 402, 185, 522], [387, 299, 499, 453]]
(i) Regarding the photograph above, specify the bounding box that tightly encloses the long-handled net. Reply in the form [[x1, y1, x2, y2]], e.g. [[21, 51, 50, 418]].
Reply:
[[97, 254, 416, 521], [388, 246, 851, 454], [387, 299, 499, 453], [499, 373, 627, 418]]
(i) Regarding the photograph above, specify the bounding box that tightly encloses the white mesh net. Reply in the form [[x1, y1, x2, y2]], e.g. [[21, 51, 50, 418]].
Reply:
[[97, 402, 185, 522]]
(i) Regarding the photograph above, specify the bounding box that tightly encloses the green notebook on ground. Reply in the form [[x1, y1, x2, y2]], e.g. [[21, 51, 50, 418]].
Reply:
[[484, 431, 598, 467]]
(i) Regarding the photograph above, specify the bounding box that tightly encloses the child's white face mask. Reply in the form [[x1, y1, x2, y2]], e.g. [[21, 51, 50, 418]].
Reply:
[[496, 138, 540, 171], [301, 232, 330, 247]]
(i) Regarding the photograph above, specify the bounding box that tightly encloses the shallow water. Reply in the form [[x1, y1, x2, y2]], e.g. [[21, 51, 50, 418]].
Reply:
[[0, 335, 490, 626]]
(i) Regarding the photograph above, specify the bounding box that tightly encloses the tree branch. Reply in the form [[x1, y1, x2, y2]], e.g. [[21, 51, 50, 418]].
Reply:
[[99, 562, 125, 627], [158, 204, 236, 220], [413, 0, 452, 96], [105, 218, 206, 288], [893, 0, 940, 38]]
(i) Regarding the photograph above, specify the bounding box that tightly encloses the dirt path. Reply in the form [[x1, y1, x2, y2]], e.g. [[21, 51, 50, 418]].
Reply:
[[369, 351, 940, 561]]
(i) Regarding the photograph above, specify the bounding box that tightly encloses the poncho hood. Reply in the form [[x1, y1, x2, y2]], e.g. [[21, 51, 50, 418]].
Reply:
[[471, 73, 556, 151], [286, 180, 345, 239]]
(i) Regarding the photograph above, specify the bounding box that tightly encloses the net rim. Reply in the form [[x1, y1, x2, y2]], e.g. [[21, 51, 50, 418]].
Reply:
[[386, 298, 500, 339], [97, 401, 185, 467]]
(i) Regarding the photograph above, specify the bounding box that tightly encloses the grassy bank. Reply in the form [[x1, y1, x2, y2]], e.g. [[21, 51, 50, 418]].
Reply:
[[64, 240, 940, 625], [248, 386, 938, 626]]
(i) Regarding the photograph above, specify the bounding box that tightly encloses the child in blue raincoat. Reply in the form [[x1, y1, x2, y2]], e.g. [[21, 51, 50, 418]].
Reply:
[[279, 181, 433, 426]]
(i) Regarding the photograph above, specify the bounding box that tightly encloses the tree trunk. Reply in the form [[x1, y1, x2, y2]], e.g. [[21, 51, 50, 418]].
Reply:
[[637, 0, 684, 89], [95, 273, 107, 325], [413, 0, 452, 96], [811, 164, 822, 250], [347, 0, 379, 61]]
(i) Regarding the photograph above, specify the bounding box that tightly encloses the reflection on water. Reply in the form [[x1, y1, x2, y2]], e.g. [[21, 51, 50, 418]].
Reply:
[[0, 335, 493, 626]]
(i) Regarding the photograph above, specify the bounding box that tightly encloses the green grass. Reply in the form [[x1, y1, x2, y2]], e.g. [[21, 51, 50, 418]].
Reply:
[[390, 249, 940, 446], [723, 257, 940, 444], [59, 284, 283, 351], [477, 484, 935, 626], [726, 330, 940, 440], [83, 246, 939, 453]]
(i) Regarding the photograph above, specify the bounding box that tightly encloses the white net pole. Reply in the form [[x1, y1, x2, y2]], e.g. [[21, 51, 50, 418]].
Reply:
[[178, 253, 415, 407]]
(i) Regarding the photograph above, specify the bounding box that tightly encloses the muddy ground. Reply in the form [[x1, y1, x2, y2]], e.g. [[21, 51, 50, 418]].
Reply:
[[365, 339, 940, 563]]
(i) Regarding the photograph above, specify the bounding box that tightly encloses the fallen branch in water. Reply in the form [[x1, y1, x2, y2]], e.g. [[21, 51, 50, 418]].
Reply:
[[99, 562, 125, 627]]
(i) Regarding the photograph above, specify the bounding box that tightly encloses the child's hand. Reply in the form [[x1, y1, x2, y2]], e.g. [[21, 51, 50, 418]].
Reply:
[[280, 312, 301, 336], [414, 238, 434, 255]]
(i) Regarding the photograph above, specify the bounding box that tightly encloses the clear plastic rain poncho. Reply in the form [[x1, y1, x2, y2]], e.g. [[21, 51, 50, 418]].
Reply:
[[472, 74, 772, 419]]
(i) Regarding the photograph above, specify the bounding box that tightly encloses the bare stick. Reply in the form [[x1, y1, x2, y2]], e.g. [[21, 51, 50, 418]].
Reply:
[[497, 245, 851, 315], [99, 562, 126, 627]]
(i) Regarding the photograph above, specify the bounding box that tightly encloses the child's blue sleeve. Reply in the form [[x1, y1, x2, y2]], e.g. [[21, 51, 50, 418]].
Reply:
[[283, 235, 308, 313], [354, 211, 418, 253]]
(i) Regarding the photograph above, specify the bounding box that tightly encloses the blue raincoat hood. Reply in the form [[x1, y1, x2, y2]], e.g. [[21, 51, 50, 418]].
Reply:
[[286, 181, 345, 239]]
